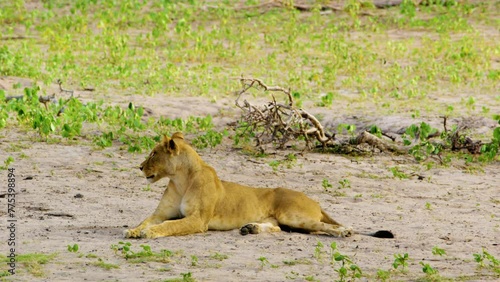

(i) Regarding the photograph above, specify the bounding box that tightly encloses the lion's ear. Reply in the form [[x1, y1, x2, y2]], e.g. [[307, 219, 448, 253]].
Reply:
[[172, 132, 184, 140], [166, 138, 180, 155], [162, 135, 169, 143]]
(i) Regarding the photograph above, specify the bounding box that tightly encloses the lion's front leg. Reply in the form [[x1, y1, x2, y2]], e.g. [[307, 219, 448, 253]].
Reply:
[[139, 216, 207, 238], [123, 215, 165, 238], [124, 182, 183, 238]]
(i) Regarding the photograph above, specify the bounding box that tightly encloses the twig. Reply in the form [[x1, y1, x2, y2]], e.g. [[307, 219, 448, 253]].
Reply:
[[56, 80, 76, 115], [38, 94, 56, 110], [57, 79, 74, 97], [382, 132, 396, 142], [441, 116, 448, 134]]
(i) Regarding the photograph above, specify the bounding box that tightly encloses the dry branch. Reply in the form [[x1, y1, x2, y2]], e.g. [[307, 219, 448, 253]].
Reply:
[[234, 77, 332, 150], [232, 78, 496, 159], [354, 131, 407, 154]]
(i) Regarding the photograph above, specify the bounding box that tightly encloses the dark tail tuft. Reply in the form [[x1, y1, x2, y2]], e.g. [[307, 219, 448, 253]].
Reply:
[[371, 230, 394, 239]]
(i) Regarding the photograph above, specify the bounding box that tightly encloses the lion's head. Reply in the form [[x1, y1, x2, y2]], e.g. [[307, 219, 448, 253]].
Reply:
[[139, 132, 185, 183]]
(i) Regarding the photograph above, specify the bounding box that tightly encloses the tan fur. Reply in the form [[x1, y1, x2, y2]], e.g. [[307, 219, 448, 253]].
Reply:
[[123, 132, 353, 239]]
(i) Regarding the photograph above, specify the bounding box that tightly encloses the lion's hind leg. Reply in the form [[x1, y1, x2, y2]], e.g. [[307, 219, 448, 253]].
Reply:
[[276, 209, 353, 238], [240, 218, 281, 235]]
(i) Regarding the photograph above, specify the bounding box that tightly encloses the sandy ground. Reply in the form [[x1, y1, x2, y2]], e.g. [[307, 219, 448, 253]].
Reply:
[[0, 77, 499, 282]]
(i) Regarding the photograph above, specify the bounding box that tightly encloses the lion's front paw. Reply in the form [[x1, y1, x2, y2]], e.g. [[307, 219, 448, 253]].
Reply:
[[123, 228, 141, 238], [140, 228, 159, 239]]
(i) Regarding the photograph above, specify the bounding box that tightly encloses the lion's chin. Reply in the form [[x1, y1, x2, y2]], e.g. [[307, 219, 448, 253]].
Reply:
[[146, 175, 156, 183]]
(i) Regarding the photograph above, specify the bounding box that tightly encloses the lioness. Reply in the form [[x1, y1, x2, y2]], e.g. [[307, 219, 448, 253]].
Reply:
[[124, 132, 393, 239]]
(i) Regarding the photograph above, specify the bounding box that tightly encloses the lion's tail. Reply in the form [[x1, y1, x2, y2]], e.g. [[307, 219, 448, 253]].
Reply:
[[321, 209, 394, 239]]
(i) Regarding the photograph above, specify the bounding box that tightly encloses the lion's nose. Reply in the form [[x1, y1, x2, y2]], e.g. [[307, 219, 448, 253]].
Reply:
[[139, 165, 143, 171]]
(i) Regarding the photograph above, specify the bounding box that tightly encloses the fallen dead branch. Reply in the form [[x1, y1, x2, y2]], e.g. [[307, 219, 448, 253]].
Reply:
[[232, 78, 498, 161], [234, 77, 332, 150], [233, 77, 417, 153]]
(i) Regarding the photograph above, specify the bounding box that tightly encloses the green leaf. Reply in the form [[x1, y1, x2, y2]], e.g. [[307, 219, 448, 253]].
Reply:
[[405, 124, 419, 139], [368, 125, 382, 138], [493, 127, 500, 143]]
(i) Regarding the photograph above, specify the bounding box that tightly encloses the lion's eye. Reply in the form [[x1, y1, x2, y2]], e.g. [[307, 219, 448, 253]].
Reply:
[[150, 152, 156, 158]]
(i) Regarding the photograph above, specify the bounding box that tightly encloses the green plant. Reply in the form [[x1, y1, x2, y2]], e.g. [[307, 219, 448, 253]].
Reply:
[[322, 178, 333, 191], [67, 244, 79, 253], [268, 160, 280, 171], [322, 178, 349, 196], [119, 135, 156, 153], [283, 258, 311, 266], [2, 85, 225, 152], [210, 252, 228, 261], [94, 131, 115, 148], [376, 269, 391, 281], [368, 125, 382, 138], [465, 96, 476, 111], [0, 156, 14, 170], [190, 255, 198, 266], [268, 154, 299, 171], [233, 121, 255, 148], [338, 179, 351, 189], [110, 242, 174, 263], [92, 258, 120, 270], [258, 256, 269, 268], [317, 92, 335, 107], [305, 275, 318, 281], [111, 241, 133, 257], [403, 122, 442, 162], [473, 248, 499, 273], [292, 91, 303, 108], [393, 253, 410, 272], [330, 242, 362, 282], [164, 272, 195, 282], [390, 166, 408, 179], [314, 241, 324, 260], [337, 124, 357, 136], [284, 153, 297, 168], [432, 246, 446, 256], [191, 129, 228, 149], [181, 272, 194, 282], [479, 126, 500, 162], [0, 253, 57, 277], [256, 255, 277, 268], [420, 261, 438, 275]]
